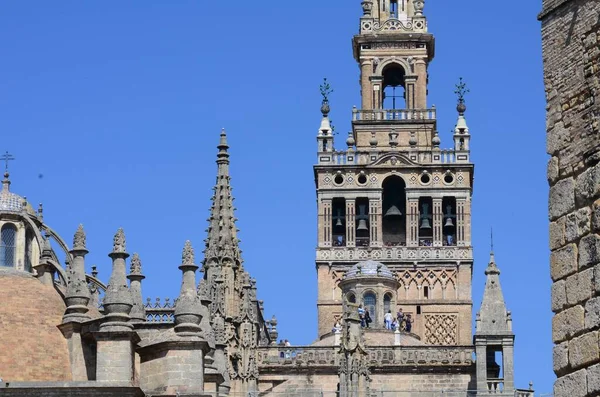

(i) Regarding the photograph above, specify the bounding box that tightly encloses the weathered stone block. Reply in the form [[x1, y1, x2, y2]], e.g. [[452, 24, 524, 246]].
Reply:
[[550, 217, 566, 250], [579, 234, 600, 269], [554, 368, 587, 397], [551, 244, 579, 281], [576, 162, 600, 205], [553, 341, 569, 375], [569, 331, 599, 369], [552, 279, 567, 312], [565, 207, 591, 242], [565, 268, 594, 306], [593, 199, 600, 232], [548, 156, 560, 183], [585, 296, 600, 331], [550, 177, 575, 220], [595, 263, 600, 293], [588, 363, 600, 395], [553, 305, 585, 343]]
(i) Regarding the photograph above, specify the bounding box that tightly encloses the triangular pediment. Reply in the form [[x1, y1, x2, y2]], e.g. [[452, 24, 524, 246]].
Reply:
[[370, 152, 418, 167]]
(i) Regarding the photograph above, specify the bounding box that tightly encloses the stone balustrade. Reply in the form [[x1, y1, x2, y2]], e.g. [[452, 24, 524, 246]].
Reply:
[[324, 149, 458, 166], [316, 245, 472, 262], [352, 108, 437, 122], [257, 345, 474, 369]]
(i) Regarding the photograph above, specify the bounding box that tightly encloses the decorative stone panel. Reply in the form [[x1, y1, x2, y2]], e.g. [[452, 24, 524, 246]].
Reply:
[[424, 314, 458, 345]]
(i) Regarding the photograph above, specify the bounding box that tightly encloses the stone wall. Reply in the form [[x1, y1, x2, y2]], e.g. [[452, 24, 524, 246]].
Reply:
[[540, 0, 600, 396]]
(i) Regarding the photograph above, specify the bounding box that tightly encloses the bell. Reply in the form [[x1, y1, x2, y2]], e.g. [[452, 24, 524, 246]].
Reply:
[[336, 218, 343, 227], [420, 218, 432, 229], [444, 217, 454, 228], [357, 219, 369, 231], [384, 205, 402, 217]]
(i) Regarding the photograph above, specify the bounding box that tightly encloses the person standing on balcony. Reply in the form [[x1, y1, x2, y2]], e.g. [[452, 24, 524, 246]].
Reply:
[[384, 310, 393, 329]]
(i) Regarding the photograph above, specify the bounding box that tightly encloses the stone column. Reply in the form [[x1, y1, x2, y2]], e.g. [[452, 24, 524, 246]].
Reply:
[[404, 75, 417, 109], [346, 199, 356, 247], [127, 253, 146, 323], [59, 225, 92, 381], [502, 341, 515, 392], [432, 198, 442, 247], [369, 197, 382, 247], [321, 199, 332, 247], [475, 340, 488, 392], [456, 199, 467, 246], [407, 198, 419, 247], [95, 228, 137, 383], [361, 60, 373, 110], [414, 58, 428, 108]]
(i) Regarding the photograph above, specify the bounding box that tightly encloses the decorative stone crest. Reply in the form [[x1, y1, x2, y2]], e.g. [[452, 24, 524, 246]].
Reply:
[[183, 240, 195, 265], [73, 224, 86, 250], [112, 228, 126, 254], [130, 252, 142, 275], [361, 0, 373, 16], [413, 0, 425, 16]]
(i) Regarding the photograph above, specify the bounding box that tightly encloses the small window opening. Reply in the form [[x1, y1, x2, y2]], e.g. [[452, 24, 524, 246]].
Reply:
[[1, 224, 17, 268], [322, 140, 327, 152], [363, 292, 377, 323], [348, 293, 356, 304], [416, 305, 421, 315], [486, 347, 503, 390], [383, 293, 392, 314], [423, 286, 429, 299], [390, 0, 398, 18]]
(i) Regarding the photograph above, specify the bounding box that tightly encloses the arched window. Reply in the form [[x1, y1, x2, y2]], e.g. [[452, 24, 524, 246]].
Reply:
[[384, 293, 393, 314], [1, 224, 17, 268], [382, 64, 406, 110], [363, 292, 377, 323], [390, 0, 398, 18], [347, 293, 356, 304], [25, 229, 34, 272], [382, 176, 407, 246]]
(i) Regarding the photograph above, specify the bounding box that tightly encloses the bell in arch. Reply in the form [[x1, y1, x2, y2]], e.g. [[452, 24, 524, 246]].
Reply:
[[336, 218, 343, 227], [420, 217, 432, 229], [384, 205, 402, 217], [357, 219, 369, 231], [443, 205, 455, 228], [334, 208, 344, 227]]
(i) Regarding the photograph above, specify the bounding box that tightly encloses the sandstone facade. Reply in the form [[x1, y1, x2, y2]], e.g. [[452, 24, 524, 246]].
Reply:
[[540, 0, 600, 396]]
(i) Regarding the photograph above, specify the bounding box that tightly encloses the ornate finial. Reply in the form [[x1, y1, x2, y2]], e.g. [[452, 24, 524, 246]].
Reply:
[[182, 240, 195, 265], [130, 253, 142, 275], [490, 228, 494, 253], [454, 77, 469, 114], [73, 224, 86, 250], [361, 0, 373, 16], [320, 78, 333, 116], [91, 265, 98, 278], [413, 0, 425, 16], [346, 131, 356, 148], [37, 203, 44, 220], [0, 151, 15, 174], [389, 130, 399, 148], [112, 228, 126, 253], [432, 130, 441, 147]]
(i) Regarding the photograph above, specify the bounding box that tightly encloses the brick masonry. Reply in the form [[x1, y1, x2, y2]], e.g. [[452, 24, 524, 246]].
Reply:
[[0, 270, 72, 382], [540, 0, 600, 396]]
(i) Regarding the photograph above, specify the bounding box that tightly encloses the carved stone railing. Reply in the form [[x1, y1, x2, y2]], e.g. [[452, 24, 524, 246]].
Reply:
[[352, 108, 437, 122], [322, 148, 458, 166], [257, 345, 473, 370], [486, 379, 504, 393], [145, 297, 176, 323], [317, 246, 473, 262]]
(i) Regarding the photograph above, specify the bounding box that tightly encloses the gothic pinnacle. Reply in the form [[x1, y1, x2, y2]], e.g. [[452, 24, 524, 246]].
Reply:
[[174, 240, 203, 334], [63, 224, 91, 323], [102, 228, 133, 331], [128, 253, 146, 323]]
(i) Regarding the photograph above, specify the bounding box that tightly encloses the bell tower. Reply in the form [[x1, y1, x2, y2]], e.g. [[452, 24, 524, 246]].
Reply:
[[314, 0, 474, 345]]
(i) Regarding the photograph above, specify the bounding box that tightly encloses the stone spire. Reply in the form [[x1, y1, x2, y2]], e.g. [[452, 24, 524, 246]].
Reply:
[[203, 129, 242, 269], [101, 228, 134, 331], [174, 240, 203, 334], [127, 253, 146, 323], [476, 251, 512, 335], [63, 224, 91, 323]]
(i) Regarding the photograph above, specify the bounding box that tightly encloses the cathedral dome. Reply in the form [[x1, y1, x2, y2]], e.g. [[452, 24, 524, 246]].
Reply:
[[0, 268, 72, 381], [0, 174, 35, 215], [344, 260, 395, 279]]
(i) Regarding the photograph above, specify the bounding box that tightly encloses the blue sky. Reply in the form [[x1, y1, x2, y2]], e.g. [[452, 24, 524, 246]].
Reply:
[[0, 0, 550, 392]]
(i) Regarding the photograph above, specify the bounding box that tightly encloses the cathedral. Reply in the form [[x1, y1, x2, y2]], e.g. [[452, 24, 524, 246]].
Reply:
[[0, 1, 535, 396]]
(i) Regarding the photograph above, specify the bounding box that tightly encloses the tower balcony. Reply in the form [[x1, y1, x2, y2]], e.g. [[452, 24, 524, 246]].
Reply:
[[316, 245, 473, 263], [352, 107, 436, 123]]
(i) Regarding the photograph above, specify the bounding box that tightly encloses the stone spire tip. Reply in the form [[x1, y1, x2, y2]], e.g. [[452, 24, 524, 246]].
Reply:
[[73, 224, 87, 250], [182, 240, 195, 265], [112, 228, 126, 254], [130, 252, 142, 275]]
